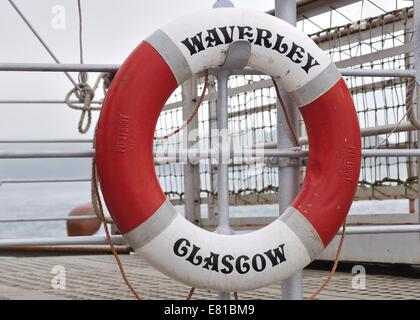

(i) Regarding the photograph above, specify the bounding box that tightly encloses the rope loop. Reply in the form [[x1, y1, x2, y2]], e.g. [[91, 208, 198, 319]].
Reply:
[[65, 73, 106, 134]]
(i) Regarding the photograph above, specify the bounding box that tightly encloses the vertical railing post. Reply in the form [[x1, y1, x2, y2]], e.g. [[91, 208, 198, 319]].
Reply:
[[414, 0, 420, 243], [182, 77, 202, 225], [213, 0, 234, 300], [215, 71, 233, 300], [274, 0, 303, 300], [208, 76, 218, 221], [215, 72, 233, 237], [404, 15, 416, 214]]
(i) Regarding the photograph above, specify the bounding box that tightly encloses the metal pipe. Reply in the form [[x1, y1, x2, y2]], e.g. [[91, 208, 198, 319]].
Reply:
[[275, 0, 302, 301], [3, 148, 420, 160], [416, 0, 420, 84], [0, 62, 416, 78], [0, 235, 124, 247], [182, 76, 202, 225], [1, 225, 419, 248], [213, 0, 235, 301], [0, 139, 93, 144], [1, 121, 415, 146], [414, 0, 420, 236], [224, 68, 417, 78], [362, 149, 420, 157], [6, 118, 410, 147], [261, 122, 415, 148], [0, 150, 93, 159], [215, 71, 232, 300], [340, 224, 420, 235], [0, 100, 102, 105], [339, 68, 416, 78], [359, 121, 415, 139], [0, 177, 90, 184], [215, 72, 233, 236], [295, 121, 416, 146], [0, 215, 100, 223], [0, 63, 119, 72], [266, 0, 363, 21]]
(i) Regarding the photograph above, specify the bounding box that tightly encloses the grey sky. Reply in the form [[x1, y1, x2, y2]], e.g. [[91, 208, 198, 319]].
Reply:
[[0, 0, 276, 140], [0, 0, 410, 140]]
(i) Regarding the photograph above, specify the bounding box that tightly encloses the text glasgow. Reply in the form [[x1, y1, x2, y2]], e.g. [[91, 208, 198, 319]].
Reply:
[[173, 238, 287, 274], [180, 25, 320, 73]]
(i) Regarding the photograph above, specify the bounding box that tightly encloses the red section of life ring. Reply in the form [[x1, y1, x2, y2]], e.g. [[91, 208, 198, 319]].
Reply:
[[96, 42, 177, 234], [294, 79, 360, 245]]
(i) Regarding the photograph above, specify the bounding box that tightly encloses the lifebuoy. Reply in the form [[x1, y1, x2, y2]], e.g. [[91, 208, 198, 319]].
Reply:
[[96, 8, 361, 291]]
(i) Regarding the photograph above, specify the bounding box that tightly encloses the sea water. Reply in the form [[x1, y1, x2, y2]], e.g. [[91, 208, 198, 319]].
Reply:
[[0, 181, 409, 238]]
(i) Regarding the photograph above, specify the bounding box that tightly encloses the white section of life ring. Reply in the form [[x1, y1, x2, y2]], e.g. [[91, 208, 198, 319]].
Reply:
[[155, 8, 332, 92], [128, 210, 313, 292]]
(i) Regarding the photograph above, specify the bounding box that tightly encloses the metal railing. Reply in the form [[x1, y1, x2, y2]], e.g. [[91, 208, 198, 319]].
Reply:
[[1, 0, 420, 301]]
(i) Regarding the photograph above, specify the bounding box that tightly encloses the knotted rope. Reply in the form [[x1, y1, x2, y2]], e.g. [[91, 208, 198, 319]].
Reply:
[[65, 73, 105, 134], [65, 0, 107, 134]]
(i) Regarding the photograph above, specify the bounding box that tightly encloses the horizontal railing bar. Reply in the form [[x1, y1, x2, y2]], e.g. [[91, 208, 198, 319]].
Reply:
[[0, 215, 99, 223], [1, 148, 420, 159], [0, 139, 93, 144], [0, 63, 120, 72], [1, 79, 399, 113], [0, 150, 93, 158], [0, 224, 419, 247], [340, 69, 416, 78], [0, 177, 90, 184], [0, 235, 124, 247], [1, 122, 415, 146], [340, 224, 420, 235], [362, 149, 420, 157], [0, 149, 301, 159], [0, 63, 415, 78], [260, 122, 415, 147], [359, 122, 415, 139], [223, 68, 416, 78], [0, 100, 102, 104]]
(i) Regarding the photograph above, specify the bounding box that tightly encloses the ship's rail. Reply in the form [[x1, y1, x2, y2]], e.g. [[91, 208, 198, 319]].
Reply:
[[1, 0, 420, 300], [0, 1, 419, 246]]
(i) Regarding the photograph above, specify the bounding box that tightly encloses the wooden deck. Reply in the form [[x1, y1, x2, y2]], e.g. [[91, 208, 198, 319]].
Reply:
[[0, 253, 419, 300]]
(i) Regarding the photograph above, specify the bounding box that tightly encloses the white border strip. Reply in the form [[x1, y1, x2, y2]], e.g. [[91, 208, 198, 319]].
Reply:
[[146, 30, 193, 85]]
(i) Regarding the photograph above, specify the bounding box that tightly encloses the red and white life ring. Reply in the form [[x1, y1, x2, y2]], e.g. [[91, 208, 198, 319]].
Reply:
[[96, 8, 361, 291]]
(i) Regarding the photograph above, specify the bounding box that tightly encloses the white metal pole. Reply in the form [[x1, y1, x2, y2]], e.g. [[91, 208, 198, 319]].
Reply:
[[274, 0, 303, 300], [414, 0, 420, 243], [207, 76, 218, 221], [182, 77, 201, 225], [213, 0, 234, 301], [215, 72, 233, 300], [215, 72, 233, 238]]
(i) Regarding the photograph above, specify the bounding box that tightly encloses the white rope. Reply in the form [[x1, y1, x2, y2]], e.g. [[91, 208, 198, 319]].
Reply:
[[375, 79, 418, 149], [64, 0, 109, 134]]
